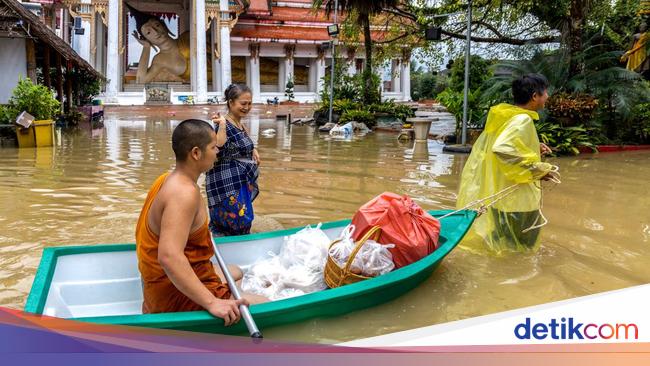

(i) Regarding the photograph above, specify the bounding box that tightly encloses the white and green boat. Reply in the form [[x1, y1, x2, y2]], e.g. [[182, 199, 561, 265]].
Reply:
[[25, 210, 476, 335]]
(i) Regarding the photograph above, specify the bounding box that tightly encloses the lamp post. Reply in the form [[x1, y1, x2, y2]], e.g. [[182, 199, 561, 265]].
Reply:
[[327, 0, 339, 124]]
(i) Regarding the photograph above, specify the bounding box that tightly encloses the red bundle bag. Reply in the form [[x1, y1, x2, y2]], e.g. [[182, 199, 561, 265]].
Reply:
[[351, 192, 441, 268]]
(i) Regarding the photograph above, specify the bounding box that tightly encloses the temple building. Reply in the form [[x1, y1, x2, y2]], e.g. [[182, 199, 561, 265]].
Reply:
[[13, 0, 412, 105], [1, 0, 102, 105]]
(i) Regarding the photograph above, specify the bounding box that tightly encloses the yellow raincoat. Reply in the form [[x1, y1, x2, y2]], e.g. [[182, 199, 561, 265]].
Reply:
[[457, 103, 552, 254]]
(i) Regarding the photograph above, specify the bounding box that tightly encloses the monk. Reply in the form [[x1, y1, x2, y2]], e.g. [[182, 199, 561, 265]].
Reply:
[[135, 119, 266, 326]]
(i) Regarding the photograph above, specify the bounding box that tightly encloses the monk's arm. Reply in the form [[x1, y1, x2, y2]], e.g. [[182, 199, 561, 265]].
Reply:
[[157, 189, 221, 309]]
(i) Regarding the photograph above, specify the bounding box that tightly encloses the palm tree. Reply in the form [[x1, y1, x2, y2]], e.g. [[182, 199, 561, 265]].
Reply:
[[482, 39, 648, 138], [314, 0, 399, 105]]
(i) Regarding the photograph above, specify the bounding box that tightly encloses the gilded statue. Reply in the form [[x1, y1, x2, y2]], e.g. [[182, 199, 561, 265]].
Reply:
[[621, 21, 650, 74]]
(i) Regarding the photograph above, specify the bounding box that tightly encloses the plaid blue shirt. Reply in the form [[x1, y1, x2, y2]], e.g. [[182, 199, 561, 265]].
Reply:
[[205, 121, 259, 207]]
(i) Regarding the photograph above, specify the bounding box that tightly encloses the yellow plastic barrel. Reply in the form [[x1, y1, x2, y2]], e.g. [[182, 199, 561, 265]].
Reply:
[[15, 120, 55, 148]]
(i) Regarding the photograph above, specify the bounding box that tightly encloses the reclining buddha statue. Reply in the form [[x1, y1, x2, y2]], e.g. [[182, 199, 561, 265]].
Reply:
[[126, 3, 211, 84]]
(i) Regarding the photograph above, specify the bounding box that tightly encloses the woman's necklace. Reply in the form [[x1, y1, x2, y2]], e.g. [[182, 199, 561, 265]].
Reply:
[[226, 113, 243, 130]]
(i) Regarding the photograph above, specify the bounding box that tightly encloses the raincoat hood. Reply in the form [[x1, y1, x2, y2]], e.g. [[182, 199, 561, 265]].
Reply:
[[484, 103, 539, 133]]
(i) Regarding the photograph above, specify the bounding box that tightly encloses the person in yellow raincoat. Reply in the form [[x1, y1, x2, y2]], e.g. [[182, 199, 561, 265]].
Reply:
[[456, 74, 559, 254]]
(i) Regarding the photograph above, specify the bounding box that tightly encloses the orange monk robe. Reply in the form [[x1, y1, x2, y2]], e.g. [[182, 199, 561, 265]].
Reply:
[[135, 173, 230, 313]]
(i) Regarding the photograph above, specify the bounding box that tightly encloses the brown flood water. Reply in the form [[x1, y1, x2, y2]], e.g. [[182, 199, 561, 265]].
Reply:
[[0, 105, 649, 343]]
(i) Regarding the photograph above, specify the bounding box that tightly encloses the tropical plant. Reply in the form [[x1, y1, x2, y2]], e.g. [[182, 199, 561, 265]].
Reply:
[[623, 102, 650, 143], [340, 109, 376, 127], [545, 92, 599, 126], [284, 75, 295, 101], [393, 103, 415, 121], [448, 55, 493, 93], [315, 0, 399, 104], [333, 99, 361, 114], [437, 88, 488, 129], [535, 121, 599, 155], [74, 68, 102, 105], [368, 100, 415, 121], [411, 72, 448, 101], [7, 77, 60, 121], [63, 107, 84, 126], [482, 43, 647, 138], [321, 70, 380, 105], [0, 105, 11, 124], [320, 62, 361, 105]]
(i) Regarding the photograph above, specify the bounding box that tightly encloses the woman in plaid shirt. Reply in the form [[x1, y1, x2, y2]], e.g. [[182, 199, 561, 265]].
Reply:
[[206, 84, 260, 236]]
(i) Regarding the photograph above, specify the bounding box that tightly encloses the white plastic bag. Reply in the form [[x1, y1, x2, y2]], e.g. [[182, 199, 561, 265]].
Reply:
[[240, 255, 284, 299], [328, 225, 363, 274], [329, 122, 353, 137], [280, 264, 328, 294], [328, 225, 395, 277], [357, 240, 395, 277], [279, 223, 330, 271], [241, 224, 331, 300], [273, 287, 305, 300]]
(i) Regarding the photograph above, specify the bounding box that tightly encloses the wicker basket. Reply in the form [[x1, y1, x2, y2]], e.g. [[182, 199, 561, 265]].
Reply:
[[324, 226, 382, 288]]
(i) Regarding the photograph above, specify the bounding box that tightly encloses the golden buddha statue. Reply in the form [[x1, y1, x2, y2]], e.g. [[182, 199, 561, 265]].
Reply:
[[621, 22, 650, 74], [126, 3, 210, 83]]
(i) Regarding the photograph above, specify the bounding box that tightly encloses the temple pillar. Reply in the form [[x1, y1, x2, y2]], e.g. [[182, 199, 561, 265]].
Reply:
[[249, 43, 261, 103], [283, 44, 295, 94], [278, 61, 286, 93], [401, 58, 411, 101], [315, 46, 326, 99], [74, 5, 93, 64], [392, 59, 401, 93], [210, 19, 220, 93], [194, 0, 208, 103], [62, 8, 70, 43], [105, 0, 120, 103], [219, 0, 232, 92]]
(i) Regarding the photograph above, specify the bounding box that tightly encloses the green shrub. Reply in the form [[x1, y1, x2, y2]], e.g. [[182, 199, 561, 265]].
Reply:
[[340, 109, 376, 128], [393, 103, 415, 121], [437, 88, 488, 128], [8, 77, 60, 120], [0, 105, 11, 124], [368, 100, 415, 122], [629, 102, 650, 143], [536, 121, 599, 155], [449, 55, 492, 93], [333, 99, 360, 115]]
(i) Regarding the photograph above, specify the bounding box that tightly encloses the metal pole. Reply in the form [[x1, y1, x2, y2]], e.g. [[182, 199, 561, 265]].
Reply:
[[327, 0, 339, 124], [461, 0, 472, 145], [209, 232, 262, 339]]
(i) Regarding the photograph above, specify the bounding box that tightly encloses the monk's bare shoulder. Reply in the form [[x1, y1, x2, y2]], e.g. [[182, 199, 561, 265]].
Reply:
[[159, 174, 201, 207]]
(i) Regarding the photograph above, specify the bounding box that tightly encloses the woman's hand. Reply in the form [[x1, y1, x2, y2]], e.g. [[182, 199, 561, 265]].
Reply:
[[211, 113, 227, 129], [540, 142, 553, 156], [252, 148, 261, 165]]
